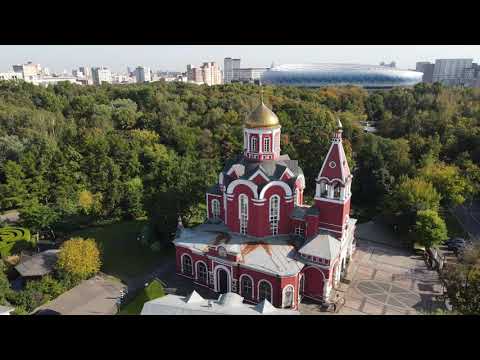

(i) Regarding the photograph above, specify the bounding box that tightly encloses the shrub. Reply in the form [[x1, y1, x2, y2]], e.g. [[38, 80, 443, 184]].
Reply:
[[150, 241, 161, 252], [0, 227, 32, 257], [57, 237, 101, 279]]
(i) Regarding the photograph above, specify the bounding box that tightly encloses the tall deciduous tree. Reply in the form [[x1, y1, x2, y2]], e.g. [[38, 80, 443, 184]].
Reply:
[[57, 237, 101, 280], [385, 177, 441, 229], [414, 210, 448, 248], [421, 162, 475, 207]]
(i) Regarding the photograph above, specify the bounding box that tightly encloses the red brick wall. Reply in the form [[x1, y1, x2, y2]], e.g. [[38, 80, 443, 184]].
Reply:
[[262, 185, 294, 236], [251, 174, 268, 185], [226, 183, 293, 237], [226, 184, 256, 233], [301, 265, 329, 301], [305, 214, 319, 238], [315, 197, 351, 236], [176, 246, 303, 309]]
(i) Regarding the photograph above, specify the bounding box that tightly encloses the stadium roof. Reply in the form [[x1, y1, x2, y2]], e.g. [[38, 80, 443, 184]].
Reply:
[[261, 63, 423, 88]]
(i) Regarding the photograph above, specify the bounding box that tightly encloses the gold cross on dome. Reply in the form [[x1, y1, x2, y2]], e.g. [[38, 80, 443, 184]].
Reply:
[[260, 85, 264, 103]]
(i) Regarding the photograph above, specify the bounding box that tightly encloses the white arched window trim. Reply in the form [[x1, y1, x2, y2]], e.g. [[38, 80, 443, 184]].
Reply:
[[214, 265, 232, 293], [263, 136, 271, 152], [181, 254, 193, 277], [282, 285, 295, 308], [211, 199, 221, 220], [257, 279, 273, 303], [269, 195, 280, 236], [259, 181, 292, 199], [250, 136, 258, 152], [239, 274, 255, 299], [239, 194, 248, 235], [195, 260, 208, 284]]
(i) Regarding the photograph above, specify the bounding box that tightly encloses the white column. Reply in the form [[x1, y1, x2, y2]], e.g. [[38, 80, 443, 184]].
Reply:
[[323, 278, 331, 300], [328, 184, 334, 198], [258, 132, 263, 155]]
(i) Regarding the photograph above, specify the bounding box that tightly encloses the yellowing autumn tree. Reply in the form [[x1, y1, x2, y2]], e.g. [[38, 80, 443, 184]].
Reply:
[[78, 190, 103, 216], [57, 237, 101, 279]]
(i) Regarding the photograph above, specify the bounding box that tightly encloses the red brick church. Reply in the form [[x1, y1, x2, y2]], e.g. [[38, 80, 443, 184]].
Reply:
[[173, 100, 356, 310]]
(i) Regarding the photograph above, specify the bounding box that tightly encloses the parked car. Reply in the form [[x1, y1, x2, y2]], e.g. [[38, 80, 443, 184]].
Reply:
[[444, 238, 467, 251]]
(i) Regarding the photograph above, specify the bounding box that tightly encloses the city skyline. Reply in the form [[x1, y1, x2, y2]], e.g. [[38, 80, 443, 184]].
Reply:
[[1, 45, 480, 73]]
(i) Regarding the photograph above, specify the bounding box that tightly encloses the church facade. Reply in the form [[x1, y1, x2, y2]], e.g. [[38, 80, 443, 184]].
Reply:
[[173, 101, 356, 310]]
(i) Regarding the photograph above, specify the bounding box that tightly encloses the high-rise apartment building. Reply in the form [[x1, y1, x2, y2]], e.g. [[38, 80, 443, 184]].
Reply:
[[187, 62, 222, 86], [224, 57, 241, 83], [415, 62, 435, 83], [135, 66, 151, 83], [201, 62, 222, 86], [12, 61, 41, 82], [91, 67, 112, 85], [432, 59, 473, 85]]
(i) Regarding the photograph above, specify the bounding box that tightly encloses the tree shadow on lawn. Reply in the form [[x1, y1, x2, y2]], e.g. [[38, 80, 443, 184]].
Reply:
[[70, 220, 173, 284]]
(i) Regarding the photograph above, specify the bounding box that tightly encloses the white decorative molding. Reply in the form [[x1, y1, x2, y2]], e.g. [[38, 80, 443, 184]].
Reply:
[[259, 181, 293, 199], [248, 169, 270, 182], [226, 179, 258, 199]]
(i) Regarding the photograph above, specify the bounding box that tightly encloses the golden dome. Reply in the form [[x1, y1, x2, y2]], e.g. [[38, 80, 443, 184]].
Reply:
[[245, 102, 280, 129]]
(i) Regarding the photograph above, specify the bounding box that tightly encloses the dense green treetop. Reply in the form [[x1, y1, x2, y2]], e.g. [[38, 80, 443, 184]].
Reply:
[[0, 80, 478, 240]]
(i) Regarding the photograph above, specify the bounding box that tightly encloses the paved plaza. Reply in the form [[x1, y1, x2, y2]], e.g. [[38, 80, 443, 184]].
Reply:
[[299, 239, 445, 315], [34, 274, 126, 315]]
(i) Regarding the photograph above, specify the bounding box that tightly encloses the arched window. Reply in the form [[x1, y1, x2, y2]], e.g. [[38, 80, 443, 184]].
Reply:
[[269, 195, 280, 235], [294, 188, 299, 206], [239, 194, 248, 235], [250, 136, 257, 152], [240, 275, 253, 299], [263, 136, 271, 152], [181, 254, 192, 276], [196, 262, 208, 284], [211, 199, 220, 220], [283, 285, 294, 308], [258, 280, 272, 302], [333, 184, 341, 199], [320, 181, 328, 197]]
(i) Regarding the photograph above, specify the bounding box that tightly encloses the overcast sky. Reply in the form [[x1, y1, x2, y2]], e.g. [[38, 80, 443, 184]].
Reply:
[[1, 45, 480, 73]]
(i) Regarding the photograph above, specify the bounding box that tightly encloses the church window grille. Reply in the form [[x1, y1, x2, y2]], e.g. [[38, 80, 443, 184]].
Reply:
[[212, 199, 220, 220], [251, 136, 257, 152], [239, 194, 248, 235], [182, 255, 193, 276], [263, 137, 271, 152], [197, 262, 208, 284], [241, 276, 253, 299], [294, 225, 304, 239], [269, 195, 280, 236], [259, 281, 272, 302]]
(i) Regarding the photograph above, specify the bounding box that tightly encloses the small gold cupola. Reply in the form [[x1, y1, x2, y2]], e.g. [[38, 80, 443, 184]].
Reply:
[[245, 102, 280, 129]]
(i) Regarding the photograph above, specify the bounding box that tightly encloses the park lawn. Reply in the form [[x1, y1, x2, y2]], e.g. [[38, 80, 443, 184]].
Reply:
[[119, 279, 166, 315], [70, 220, 167, 282]]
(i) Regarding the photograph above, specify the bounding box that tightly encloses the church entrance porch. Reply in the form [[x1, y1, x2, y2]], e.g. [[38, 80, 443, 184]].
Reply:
[[215, 267, 231, 294], [302, 266, 325, 302]]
